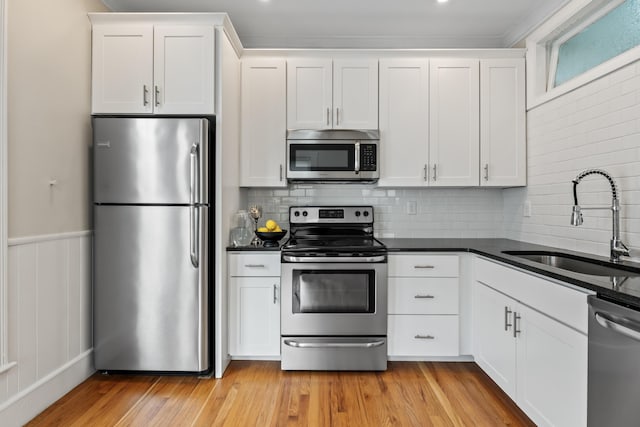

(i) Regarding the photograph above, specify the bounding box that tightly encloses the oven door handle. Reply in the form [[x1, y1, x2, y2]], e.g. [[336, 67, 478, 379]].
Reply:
[[282, 255, 387, 263], [283, 339, 386, 349], [595, 312, 640, 342]]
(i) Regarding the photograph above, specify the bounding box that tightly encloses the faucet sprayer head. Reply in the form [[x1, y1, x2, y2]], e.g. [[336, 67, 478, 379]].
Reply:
[[570, 205, 583, 226]]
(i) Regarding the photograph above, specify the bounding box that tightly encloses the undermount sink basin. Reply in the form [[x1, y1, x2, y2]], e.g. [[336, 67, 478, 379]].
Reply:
[[502, 251, 640, 277]]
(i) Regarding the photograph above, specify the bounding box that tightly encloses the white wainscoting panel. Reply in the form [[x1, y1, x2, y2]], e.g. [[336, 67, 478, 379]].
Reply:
[[0, 232, 93, 427]]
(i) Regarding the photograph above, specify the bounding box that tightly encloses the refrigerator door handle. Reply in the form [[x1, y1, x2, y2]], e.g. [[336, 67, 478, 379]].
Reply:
[[190, 206, 199, 268], [190, 143, 200, 268]]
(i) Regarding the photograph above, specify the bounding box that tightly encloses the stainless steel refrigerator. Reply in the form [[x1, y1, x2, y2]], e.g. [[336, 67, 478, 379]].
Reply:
[[92, 116, 213, 374]]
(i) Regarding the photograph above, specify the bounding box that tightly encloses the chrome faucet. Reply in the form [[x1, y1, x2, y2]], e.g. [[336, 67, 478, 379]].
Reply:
[[571, 169, 629, 263]]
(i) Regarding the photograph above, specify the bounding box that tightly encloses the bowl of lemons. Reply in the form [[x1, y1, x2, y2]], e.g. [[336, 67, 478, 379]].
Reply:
[[255, 219, 287, 247]]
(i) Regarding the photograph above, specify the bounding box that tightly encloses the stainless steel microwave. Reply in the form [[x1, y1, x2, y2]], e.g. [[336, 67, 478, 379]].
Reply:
[[286, 129, 379, 183]]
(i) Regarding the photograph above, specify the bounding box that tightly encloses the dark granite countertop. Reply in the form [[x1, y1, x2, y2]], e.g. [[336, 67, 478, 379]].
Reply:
[[381, 238, 640, 310], [226, 245, 282, 252]]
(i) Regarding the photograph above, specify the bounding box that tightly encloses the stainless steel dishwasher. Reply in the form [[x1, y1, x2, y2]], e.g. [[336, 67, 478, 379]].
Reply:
[[588, 295, 640, 426]]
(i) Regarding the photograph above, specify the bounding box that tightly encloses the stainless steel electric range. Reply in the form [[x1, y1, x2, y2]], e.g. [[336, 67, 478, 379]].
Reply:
[[280, 206, 388, 371]]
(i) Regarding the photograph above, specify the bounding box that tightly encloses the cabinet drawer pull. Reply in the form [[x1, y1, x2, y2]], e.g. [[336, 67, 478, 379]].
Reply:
[[414, 335, 435, 340], [414, 294, 435, 299], [504, 306, 513, 331], [414, 265, 435, 269], [244, 264, 266, 268]]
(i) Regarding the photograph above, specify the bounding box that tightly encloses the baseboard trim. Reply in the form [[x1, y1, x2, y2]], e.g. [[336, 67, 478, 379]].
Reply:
[[388, 355, 475, 362], [8, 230, 92, 247], [0, 349, 95, 427]]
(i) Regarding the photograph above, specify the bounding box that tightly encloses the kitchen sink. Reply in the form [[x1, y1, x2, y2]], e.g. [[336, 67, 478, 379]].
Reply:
[[502, 251, 640, 277]]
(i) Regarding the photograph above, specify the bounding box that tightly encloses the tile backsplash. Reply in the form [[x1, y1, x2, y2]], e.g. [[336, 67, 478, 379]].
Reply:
[[247, 185, 504, 238]]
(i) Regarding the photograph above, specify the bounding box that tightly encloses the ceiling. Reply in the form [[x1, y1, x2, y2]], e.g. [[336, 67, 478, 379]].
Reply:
[[100, 0, 571, 49]]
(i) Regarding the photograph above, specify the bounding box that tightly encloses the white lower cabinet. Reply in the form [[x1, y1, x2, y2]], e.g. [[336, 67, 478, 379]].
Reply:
[[387, 254, 460, 358], [229, 252, 281, 358], [473, 257, 589, 427]]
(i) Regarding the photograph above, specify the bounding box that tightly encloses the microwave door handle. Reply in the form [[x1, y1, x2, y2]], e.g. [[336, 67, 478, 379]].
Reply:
[[354, 142, 360, 173]]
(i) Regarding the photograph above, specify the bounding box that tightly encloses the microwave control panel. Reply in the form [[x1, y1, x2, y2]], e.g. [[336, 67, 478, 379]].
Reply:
[[360, 144, 377, 171]]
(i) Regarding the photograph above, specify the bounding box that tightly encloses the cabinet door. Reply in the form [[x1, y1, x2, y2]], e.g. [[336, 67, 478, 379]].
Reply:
[[429, 59, 479, 187], [287, 59, 333, 129], [333, 59, 378, 129], [153, 26, 215, 115], [378, 59, 429, 187], [480, 59, 526, 187], [92, 25, 153, 114], [516, 304, 587, 427], [229, 277, 280, 357], [240, 59, 287, 187], [473, 282, 517, 399]]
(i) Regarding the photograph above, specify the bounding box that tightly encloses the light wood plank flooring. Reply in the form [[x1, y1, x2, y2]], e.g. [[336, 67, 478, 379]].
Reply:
[[27, 361, 534, 426]]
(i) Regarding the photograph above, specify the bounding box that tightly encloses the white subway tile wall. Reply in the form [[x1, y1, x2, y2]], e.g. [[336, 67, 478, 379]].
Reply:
[[247, 186, 505, 238], [504, 59, 640, 261]]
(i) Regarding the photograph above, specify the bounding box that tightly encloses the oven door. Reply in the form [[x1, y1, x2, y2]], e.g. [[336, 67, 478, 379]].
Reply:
[[281, 260, 387, 336]]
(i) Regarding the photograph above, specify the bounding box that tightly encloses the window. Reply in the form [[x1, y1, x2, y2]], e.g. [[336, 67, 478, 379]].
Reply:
[[550, 0, 640, 87], [526, 0, 640, 107]]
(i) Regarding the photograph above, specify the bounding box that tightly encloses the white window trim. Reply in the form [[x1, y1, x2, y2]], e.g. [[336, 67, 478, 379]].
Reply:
[[526, 0, 640, 109], [0, 0, 8, 371]]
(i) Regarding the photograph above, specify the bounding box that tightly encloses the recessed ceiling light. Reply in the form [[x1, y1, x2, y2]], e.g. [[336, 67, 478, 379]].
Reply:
[[437, 0, 449, 3]]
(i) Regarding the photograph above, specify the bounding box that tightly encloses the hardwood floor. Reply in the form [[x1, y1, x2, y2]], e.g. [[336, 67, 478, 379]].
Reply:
[[27, 361, 534, 426]]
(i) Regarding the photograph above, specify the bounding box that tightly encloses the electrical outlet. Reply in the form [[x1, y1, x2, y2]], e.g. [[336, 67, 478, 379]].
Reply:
[[523, 200, 532, 217], [407, 200, 417, 215]]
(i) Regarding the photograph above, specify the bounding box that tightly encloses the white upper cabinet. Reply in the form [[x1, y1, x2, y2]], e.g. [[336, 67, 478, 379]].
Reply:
[[333, 59, 379, 129], [287, 59, 333, 129], [287, 58, 378, 130], [153, 26, 215, 115], [378, 59, 430, 187], [240, 58, 287, 187], [429, 59, 480, 187], [92, 23, 215, 115], [480, 59, 526, 187], [92, 25, 154, 114]]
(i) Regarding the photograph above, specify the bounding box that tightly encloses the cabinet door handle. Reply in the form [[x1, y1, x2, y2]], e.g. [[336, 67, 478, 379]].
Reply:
[[414, 335, 435, 340], [414, 265, 435, 269], [423, 164, 428, 182], [279, 164, 283, 181], [504, 307, 513, 331], [244, 264, 265, 268], [414, 294, 435, 299], [432, 164, 437, 181], [326, 108, 330, 126], [155, 85, 160, 107], [513, 312, 521, 337], [143, 85, 149, 106], [484, 163, 489, 181], [336, 107, 340, 125], [273, 284, 278, 304]]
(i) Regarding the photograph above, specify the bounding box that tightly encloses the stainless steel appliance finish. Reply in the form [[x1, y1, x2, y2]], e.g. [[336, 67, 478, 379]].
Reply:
[[588, 295, 640, 426], [280, 206, 387, 371], [286, 129, 379, 182], [93, 116, 212, 374]]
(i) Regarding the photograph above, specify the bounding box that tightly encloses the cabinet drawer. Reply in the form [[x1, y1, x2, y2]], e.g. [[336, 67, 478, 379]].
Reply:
[[388, 278, 458, 314], [388, 315, 459, 356], [229, 253, 281, 277], [389, 254, 459, 277]]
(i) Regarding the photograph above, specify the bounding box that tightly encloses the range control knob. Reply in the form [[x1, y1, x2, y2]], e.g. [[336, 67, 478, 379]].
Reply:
[[355, 211, 361, 217], [363, 211, 370, 217], [302, 211, 308, 217], [294, 211, 300, 217]]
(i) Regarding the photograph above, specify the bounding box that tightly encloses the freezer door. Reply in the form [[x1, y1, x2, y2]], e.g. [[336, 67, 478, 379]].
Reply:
[[94, 205, 210, 373], [93, 117, 210, 204]]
